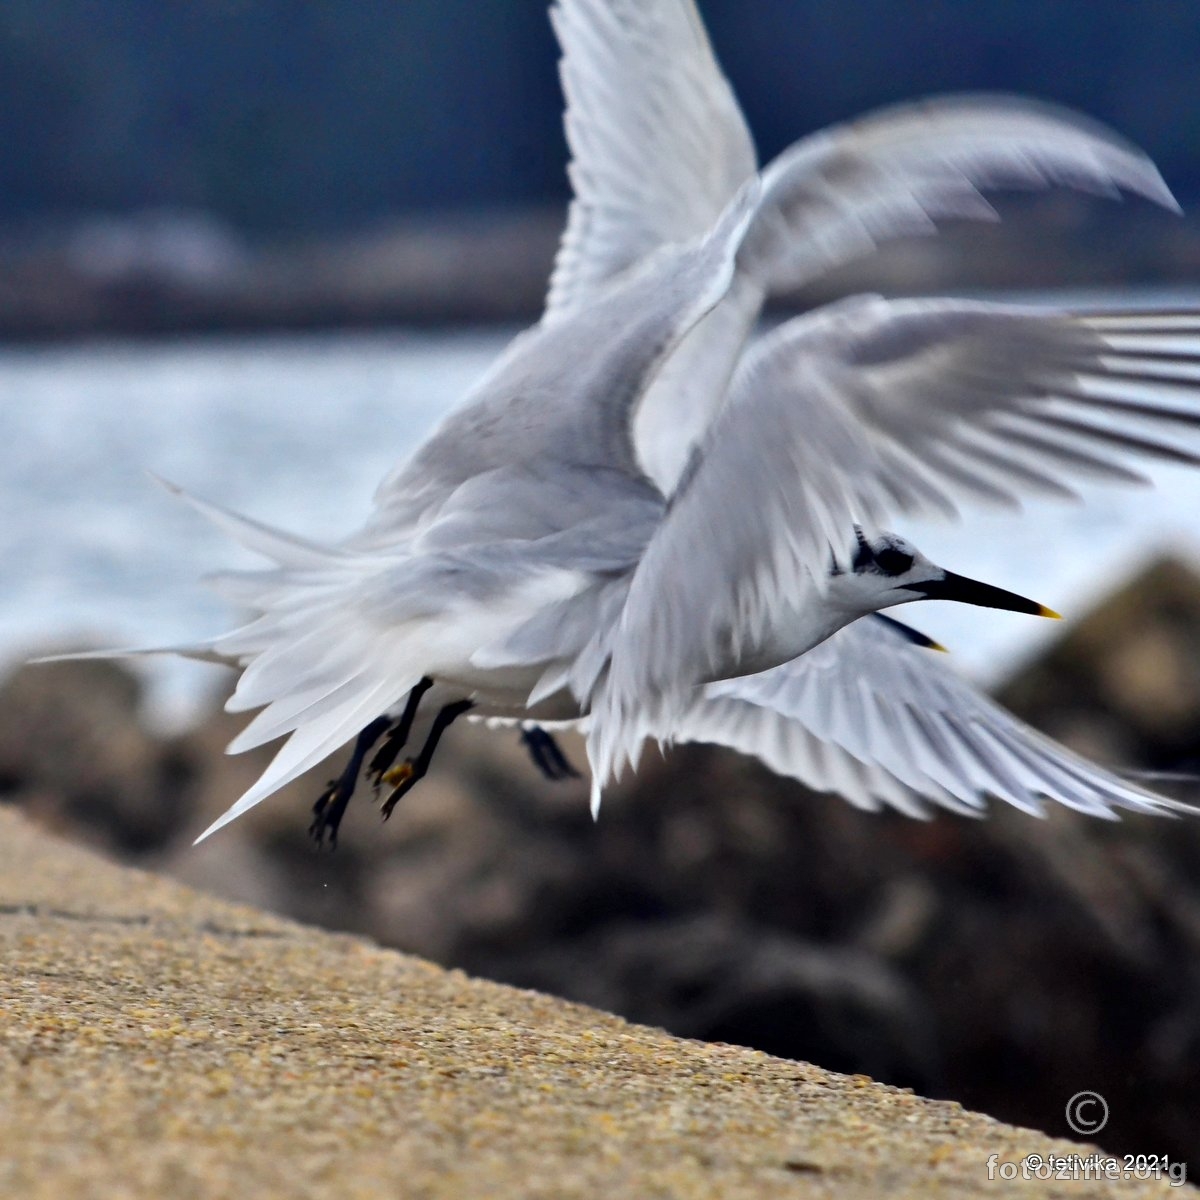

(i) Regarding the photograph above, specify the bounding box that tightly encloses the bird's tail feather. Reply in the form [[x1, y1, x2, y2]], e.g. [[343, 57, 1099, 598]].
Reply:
[[147, 472, 347, 569], [193, 674, 413, 844], [31, 642, 230, 667]]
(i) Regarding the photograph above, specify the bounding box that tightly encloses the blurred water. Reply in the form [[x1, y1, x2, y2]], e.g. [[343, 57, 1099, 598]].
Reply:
[[1, 331, 504, 725], [5, 314, 1200, 728]]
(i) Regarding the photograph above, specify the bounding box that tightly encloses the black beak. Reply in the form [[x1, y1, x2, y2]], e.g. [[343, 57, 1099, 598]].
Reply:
[[913, 571, 1061, 619]]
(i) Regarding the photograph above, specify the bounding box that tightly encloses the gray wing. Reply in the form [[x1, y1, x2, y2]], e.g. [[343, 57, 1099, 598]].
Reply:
[[738, 94, 1180, 292], [547, 0, 757, 318], [729, 297, 1200, 524], [685, 616, 1193, 820], [360, 183, 760, 542], [552, 82, 1180, 493], [550, 43, 1178, 310], [546, 0, 762, 495], [602, 297, 1200, 733], [636, 95, 1181, 496]]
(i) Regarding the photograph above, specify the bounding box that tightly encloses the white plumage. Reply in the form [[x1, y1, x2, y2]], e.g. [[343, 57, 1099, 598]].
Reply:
[[51, 0, 1200, 841]]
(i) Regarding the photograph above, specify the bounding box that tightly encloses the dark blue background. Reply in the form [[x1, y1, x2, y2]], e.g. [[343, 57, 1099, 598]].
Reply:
[[2, 0, 1197, 233]]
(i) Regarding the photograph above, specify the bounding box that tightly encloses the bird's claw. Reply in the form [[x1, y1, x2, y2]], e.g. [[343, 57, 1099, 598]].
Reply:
[[309, 778, 345, 848], [382, 760, 415, 789], [379, 760, 416, 820]]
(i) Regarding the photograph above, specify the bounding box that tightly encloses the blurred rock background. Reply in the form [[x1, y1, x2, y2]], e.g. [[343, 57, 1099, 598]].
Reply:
[[5, 557, 1200, 1171]]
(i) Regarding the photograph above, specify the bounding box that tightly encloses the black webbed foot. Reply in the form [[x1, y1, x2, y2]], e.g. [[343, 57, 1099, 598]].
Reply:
[[310, 776, 352, 849], [380, 698, 473, 820], [308, 714, 391, 848], [521, 726, 581, 781], [367, 677, 434, 789]]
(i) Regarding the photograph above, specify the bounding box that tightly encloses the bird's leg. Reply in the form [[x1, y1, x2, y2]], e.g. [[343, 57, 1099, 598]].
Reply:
[[367, 676, 434, 788], [521, 726, 581, 781], [310, 714, 392, 848], [380, 699, 474, 820]]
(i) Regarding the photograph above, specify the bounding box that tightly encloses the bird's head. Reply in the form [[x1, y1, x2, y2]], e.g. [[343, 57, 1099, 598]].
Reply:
[[829, 526, 1061, 621]]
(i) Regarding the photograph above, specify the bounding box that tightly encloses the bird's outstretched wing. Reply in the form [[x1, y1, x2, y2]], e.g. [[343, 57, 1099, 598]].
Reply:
[[546, 0, 761, 493], [593, 298, 1200, 783], [550, 31, 1184, 494], [546, 0, 756, 318], [738, 94, 1181, 293], [727, 297, 1200, 525], [550, 21, 1180, 311], [680, 616, 1194, 820]]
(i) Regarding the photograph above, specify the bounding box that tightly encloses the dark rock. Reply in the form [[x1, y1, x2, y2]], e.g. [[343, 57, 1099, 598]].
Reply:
[[481, 912, 939, 1091], [0, 660, 192, 854], [1000, 557, 1200, 770]]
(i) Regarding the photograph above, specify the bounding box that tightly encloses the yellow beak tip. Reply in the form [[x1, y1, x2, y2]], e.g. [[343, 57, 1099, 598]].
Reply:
[[1038, 605, 1063, 621], [930, 641, 950, 654]]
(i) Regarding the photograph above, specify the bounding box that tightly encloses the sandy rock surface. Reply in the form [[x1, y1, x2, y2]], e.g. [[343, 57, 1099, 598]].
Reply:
[[2, 807, 1189, 1199]]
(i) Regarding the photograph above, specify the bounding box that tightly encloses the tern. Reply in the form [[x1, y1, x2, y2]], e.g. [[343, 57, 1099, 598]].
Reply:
[[57, 0, 1200, 842]]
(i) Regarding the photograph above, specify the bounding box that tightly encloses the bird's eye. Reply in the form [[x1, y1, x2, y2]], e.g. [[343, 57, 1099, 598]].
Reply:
[[875, 548, 914, 576], [851, 527, 874, 571]]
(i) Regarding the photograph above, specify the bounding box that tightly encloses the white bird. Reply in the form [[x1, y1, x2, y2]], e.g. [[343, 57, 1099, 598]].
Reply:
[[57, 0, 1200, 842]]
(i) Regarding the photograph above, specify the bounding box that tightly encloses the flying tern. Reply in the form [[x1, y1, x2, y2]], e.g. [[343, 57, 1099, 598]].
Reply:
[[57, 0, 1200, 842]]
